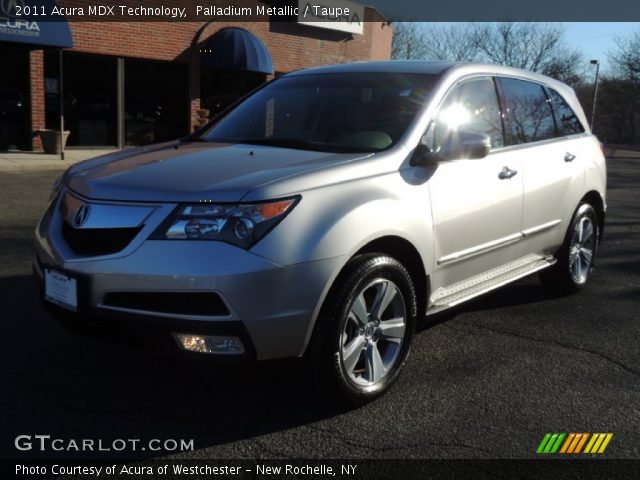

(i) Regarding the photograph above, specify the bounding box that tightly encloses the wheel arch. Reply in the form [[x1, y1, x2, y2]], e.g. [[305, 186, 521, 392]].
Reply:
[[301, 235, 429, 357], [354, 236, 429, 322], [581, 190, 606, 242]]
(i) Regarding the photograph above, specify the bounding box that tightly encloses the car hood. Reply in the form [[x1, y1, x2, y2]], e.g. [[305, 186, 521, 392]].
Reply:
[[65, 141, 373, 202]]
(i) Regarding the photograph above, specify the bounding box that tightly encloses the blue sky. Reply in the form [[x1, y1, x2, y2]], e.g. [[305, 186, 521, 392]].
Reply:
[[563, 23, 639, 72], [421, 23, 640, 74]]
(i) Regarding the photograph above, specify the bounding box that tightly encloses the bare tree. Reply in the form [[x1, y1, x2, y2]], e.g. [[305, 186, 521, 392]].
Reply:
[[420, 24, 478, 62], [599, 30, 640, 144], [391, 22, 428, 60], [391, 22, 583, 86], [473, 23, 584, 86], [610, 30, 640, 81]]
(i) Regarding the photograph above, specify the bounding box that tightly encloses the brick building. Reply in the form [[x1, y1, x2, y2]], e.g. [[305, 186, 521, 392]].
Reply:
[[0, 1, 391, 151]]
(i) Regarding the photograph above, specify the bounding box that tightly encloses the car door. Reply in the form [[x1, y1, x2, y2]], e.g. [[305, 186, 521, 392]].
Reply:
[[497, 78, 586, 257], [426, 76, 524, 290]]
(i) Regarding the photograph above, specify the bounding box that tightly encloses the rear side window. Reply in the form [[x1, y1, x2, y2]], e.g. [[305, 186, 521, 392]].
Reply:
[[432, 76, 504, 150], [548, 89, 585, 136], [500, 78, 556, 145]]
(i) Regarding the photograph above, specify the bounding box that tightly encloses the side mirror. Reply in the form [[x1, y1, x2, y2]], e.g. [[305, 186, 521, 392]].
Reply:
[[410, 143, 439, 168], [439, 131, 491, 161], [410, 130, 491, 167]]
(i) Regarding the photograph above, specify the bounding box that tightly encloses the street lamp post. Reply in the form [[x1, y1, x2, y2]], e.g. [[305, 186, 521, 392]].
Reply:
[[590, 59, 600, 132]]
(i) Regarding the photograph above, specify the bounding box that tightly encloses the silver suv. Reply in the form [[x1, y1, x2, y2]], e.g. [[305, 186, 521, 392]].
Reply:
[[35, 61, 606, 403]]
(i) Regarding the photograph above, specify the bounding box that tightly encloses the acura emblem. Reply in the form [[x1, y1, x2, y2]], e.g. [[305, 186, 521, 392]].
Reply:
[[0, 0, 25, 18], [73, 205, 91, 228]]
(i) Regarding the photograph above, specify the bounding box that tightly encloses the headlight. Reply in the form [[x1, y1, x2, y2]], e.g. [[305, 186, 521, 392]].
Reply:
[[151, 197, 299, 249]]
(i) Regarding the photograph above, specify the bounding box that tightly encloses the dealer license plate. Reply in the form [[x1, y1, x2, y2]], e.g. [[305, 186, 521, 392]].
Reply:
[[44, 269, 78, 311]]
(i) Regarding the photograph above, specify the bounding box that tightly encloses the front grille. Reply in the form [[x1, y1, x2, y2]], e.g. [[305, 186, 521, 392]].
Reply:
[[102, 292, 230, 317], [62, 222, 142, 256]]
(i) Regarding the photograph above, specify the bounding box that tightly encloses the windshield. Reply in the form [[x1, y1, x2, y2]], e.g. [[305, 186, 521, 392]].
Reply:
[[197, 72, 435, 153]]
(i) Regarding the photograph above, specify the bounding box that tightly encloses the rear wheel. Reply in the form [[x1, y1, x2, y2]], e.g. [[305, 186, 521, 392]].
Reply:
[[540, 203, 599, 293], [308, 254, 417, 406]]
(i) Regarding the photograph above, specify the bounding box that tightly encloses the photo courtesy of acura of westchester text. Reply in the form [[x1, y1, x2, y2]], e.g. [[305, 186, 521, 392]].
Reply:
[[1, 0, 639, 476]]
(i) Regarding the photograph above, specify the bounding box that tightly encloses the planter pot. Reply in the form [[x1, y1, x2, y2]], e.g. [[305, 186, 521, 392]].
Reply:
[[38, 129, 70, 155]]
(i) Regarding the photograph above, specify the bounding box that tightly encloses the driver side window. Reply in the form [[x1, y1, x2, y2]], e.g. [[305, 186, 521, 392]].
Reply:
[[429, 77, 504, 152]]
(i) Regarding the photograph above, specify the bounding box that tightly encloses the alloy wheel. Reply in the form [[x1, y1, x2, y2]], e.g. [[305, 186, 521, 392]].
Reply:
[[340, 278, 407, 386], [569, 215, 596, 284]]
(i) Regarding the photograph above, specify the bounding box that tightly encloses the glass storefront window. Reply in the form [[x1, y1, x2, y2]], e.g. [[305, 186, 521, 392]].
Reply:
[[45, 52, 189, 147], [124, 58, 189, 146], [201, 70, 265, 119], [0, 44, 30, 151], [45, 51, 117, 147]]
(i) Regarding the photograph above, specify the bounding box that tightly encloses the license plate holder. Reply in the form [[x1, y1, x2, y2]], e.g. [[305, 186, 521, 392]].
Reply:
[[44, 268, 78, 312]]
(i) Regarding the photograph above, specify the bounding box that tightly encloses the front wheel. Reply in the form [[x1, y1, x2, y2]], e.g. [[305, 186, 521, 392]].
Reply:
[[308, 254, 417, 406], [540, 203, 599, 293]]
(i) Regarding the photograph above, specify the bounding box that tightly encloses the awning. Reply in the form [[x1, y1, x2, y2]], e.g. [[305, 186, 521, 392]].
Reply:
[[0, 0, 73, 48], [202, 28, 273, 75]]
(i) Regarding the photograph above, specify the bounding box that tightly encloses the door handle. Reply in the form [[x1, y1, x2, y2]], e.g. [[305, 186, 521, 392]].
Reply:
[[499, 166, 518, 179], [564, 152, 576, 162]]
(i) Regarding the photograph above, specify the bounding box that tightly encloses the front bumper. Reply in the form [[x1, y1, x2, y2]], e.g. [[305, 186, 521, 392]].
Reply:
[[35, 191, 345, 360]]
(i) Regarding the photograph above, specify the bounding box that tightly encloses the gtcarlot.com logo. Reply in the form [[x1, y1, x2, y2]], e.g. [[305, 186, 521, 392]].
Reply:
[[536, 432, 613, 455], [14, 435, 194, 452]]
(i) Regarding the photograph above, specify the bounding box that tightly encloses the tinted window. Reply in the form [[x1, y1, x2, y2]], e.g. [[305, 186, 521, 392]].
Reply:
[[500, 78, 556, 145], [549, 89, 584, 136], [431, 77, 504, 151], [199, 73, 435, 153]]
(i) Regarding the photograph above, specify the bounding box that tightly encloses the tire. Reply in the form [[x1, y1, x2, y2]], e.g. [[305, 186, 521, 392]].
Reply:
[[540, 203, 599, 293], [308, 253, 417, 406]]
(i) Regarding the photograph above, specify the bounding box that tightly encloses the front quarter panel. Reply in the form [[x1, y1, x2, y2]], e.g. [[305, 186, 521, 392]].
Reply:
[[250, 166, 434, 273], [249, 164, 434, 354]]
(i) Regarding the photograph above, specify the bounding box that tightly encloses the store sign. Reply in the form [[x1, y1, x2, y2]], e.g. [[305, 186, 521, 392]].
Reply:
[[0, 0, 41, 40], [297, 0, 364, 35], [0, 0, 73, 47]]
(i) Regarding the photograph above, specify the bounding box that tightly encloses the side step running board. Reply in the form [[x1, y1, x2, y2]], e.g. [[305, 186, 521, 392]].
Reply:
[[428, 253, 556, 313]]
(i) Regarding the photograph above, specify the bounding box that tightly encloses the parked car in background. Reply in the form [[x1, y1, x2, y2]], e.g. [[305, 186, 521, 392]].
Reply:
[[35, 62, 606, 404]]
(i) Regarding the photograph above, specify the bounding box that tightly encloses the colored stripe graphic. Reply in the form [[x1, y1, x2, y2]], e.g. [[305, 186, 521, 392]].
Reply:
[[538, 433, 613, 454], [598, 433, 614, 453], [536, 433, 566, 454], [567, 433, 583, 453], [574, 433, 589, 453], [550, 433, 566, 453], [591, 434, 606, 453], [584, 433, 614, 454], [584, 433, 599, 453], [544, 433, 559, 453], [536, 433, 552, 454], [559, 433, 575, 453]]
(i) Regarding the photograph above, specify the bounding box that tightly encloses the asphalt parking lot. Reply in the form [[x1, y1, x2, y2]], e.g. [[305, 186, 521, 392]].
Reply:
[[0, 155, 638, 460]]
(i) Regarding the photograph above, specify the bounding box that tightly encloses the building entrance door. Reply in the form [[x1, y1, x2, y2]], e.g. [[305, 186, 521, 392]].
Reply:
[[0, 43, 30, 151]]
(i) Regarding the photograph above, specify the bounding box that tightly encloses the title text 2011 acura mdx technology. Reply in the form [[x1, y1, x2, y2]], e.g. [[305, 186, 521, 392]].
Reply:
[[35, 62, 606, 403]]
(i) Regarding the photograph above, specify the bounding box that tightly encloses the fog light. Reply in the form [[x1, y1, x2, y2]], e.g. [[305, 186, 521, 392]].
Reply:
[[173, 334, 245, 354]]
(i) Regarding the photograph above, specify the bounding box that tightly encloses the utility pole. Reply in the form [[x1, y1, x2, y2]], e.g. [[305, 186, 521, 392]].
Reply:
[[590, 59, 600, 132], [59, 48, 65, 161]]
